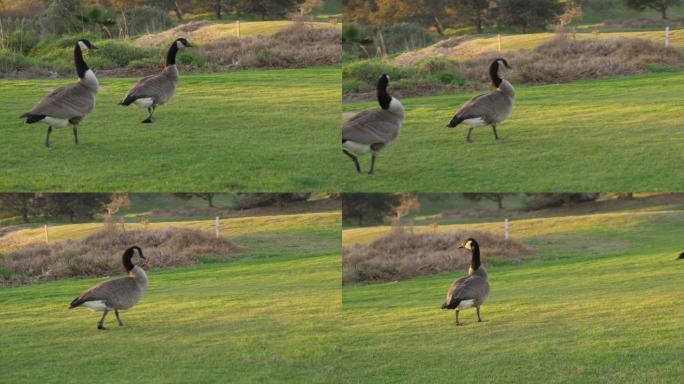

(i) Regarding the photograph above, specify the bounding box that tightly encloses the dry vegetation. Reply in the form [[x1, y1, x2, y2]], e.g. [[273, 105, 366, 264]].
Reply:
[[342, 227, 531, 284], [0, 225, 246, 285], [463, 36, 684, 86], [197, 23, 341, 69]]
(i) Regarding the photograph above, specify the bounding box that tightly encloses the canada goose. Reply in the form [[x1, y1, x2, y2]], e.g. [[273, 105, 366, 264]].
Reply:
[[441, 238, 490, 326], [120, 37, 193, 123], [342, 73, 404, 174], [21, 39, 98, 147], [69, 246, 148, 330], [447, 58, 515, 142]]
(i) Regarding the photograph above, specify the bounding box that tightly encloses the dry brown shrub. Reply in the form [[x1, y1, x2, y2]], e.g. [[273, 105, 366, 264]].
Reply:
[[342, 228, 531, 284], [459, 36, 684, 87], [1, 226, 246, 284], [198, 23, 341, 69]]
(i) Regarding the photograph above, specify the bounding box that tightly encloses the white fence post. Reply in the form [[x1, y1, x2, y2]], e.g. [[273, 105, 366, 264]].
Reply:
[[665, 26, 670, 48], [44, 224, 49, 243], [504, 218, 509, 241], [236, 20, 240, 38], [497, 34, 502, 52], [215, 216, 220, 239]]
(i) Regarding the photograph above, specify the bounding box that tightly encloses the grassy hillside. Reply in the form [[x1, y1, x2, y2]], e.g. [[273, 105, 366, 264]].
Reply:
[[1, 67, 340, 191], [0, 253, 341, 383], [135, 20, 341, 46], [419, 30, 684, 61], [341, 207, 684, 383], [1, 211, 340, 254], [341, 72, 684, 192]]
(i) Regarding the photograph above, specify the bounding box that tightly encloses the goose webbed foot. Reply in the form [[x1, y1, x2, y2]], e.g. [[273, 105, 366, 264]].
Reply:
[[142, 117, 153, 124], [97, 324, 107, 330]]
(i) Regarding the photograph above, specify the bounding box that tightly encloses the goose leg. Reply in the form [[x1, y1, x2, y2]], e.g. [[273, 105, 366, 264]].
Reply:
[[455, 310, 461, 326], [477, 306, 483, 322], [72, 125, 79, 145], [98, 310, 109, 330], [466, 127, 474, 143], [343, 150, 361, 173], [142, 106, 155, 124], [368, 152, 377, 175], [114, 309, 124, 326], [492, 125, 499, 141], [45, 126, 52, 147]]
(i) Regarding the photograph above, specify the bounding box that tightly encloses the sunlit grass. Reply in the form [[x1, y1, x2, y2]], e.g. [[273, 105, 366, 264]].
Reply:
[[341, 72, 684, 192], [1, 67, 341, 191], [341, 206, 684, 383]]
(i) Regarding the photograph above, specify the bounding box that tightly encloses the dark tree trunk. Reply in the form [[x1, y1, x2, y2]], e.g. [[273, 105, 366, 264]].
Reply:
[[174, 1, 184, 21], [496, 195, 503, 210], [433, 15, 444, 36], [21, 197, 29, 223], [215, 1, 222, 19]]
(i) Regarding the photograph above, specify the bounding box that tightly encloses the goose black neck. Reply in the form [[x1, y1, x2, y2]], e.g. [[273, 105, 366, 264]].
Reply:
[[470, 244, 481, 271], [489, 61, 502, 88], [74, 44, 88, 79], [122, 246, 141, 272], [166, 42, 179, 66], [377, 81, 391, 110]]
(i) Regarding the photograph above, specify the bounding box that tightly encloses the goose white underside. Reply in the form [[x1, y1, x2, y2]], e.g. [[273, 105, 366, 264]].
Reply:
[[457, 299, 475, 309], [343, 140, 372, 156], [134, 98, 154, 108], [463, 118, 486, 127], [82, 300, 109, 311], [42, 116, 70, 128]]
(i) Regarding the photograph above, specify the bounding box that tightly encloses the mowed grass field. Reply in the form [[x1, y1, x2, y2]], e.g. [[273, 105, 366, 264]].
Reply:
[[0, 211, 341, 383], [341, 207, 684, 383], [341, 72, 684, 191], [0, 66, 340, 191]]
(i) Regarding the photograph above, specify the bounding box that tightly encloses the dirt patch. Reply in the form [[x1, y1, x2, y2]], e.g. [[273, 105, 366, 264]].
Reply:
[[0, 225, 246, 285], [342, 228, 531, 284]]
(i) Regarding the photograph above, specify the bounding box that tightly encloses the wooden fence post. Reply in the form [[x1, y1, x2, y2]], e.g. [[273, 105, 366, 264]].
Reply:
[[504, 218, 509, 241], [44, 224, 49, 243], [497, 34, 502, 52], [215, 216, 220, 239], [665, 26, 670, 48], [236, 20, 240, 38]]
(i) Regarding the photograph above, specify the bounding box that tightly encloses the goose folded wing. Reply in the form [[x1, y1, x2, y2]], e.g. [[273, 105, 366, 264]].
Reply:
[[28, 84, 93, 119], [444, 275, 484, 308], [453, 93, 496, 120], [124, 74, 173, 101], [342, 109, 400, 145], [69, 278, 132, 308]]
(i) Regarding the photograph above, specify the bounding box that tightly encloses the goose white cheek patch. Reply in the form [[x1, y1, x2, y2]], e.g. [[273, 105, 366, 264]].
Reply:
[[78, 41, 88, 51]]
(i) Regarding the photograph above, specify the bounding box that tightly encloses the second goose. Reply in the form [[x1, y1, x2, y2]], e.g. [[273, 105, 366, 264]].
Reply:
[[441, 238, 490, 326], [69, 246, 148, 330], [447, 58, 515, 142], [120, 37, 193, 123]]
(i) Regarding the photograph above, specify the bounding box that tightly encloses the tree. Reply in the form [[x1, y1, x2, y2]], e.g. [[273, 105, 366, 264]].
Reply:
[[298, 0, 323, 16], [234, 193, 311, 209], [622, 0, 682, 20], [452, 0, 490, 34], [173, 193, 218, 208], [0, 193, 38, 223], [525, 193, 599, 211], [342, 193, 403, 225], [234, 0, 305, 20], [462, 193, 506, 209], [497, 0, 564, 32], [41, 194, 111, 222]]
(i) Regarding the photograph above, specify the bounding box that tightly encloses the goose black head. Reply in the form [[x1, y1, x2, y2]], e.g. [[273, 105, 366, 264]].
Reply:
[[122, 246, 145, 272], [175, 37, 193, 48], [458, 238, 479, 251], [77, 39, 98, 51], [489, 58, 510, 88], [377, 73, 392, 109]]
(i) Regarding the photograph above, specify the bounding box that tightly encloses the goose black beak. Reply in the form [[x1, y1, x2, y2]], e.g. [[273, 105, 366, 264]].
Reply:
[[458, 245, 465, 249], [91, 45, 99, 50]]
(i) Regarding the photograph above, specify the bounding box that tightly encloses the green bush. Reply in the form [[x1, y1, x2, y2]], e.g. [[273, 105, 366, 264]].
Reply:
[[0, 49, 41, 73], [342, 60, 401, 84], [121, 6, 174, 36], [177, 51, 205, 67], [342, 79, 363, 94], [380, 23, 434, 55], [6, 30, 40, 55], [97, 40, 151, 67]]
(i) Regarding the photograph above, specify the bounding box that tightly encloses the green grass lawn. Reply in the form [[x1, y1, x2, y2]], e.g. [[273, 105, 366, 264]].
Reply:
[[341, 206, 684, 383], [0, 67, 340, 192], [341, 72, 684, 192], [0, 207, 341, 382], [0, 253, 341, 383]]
